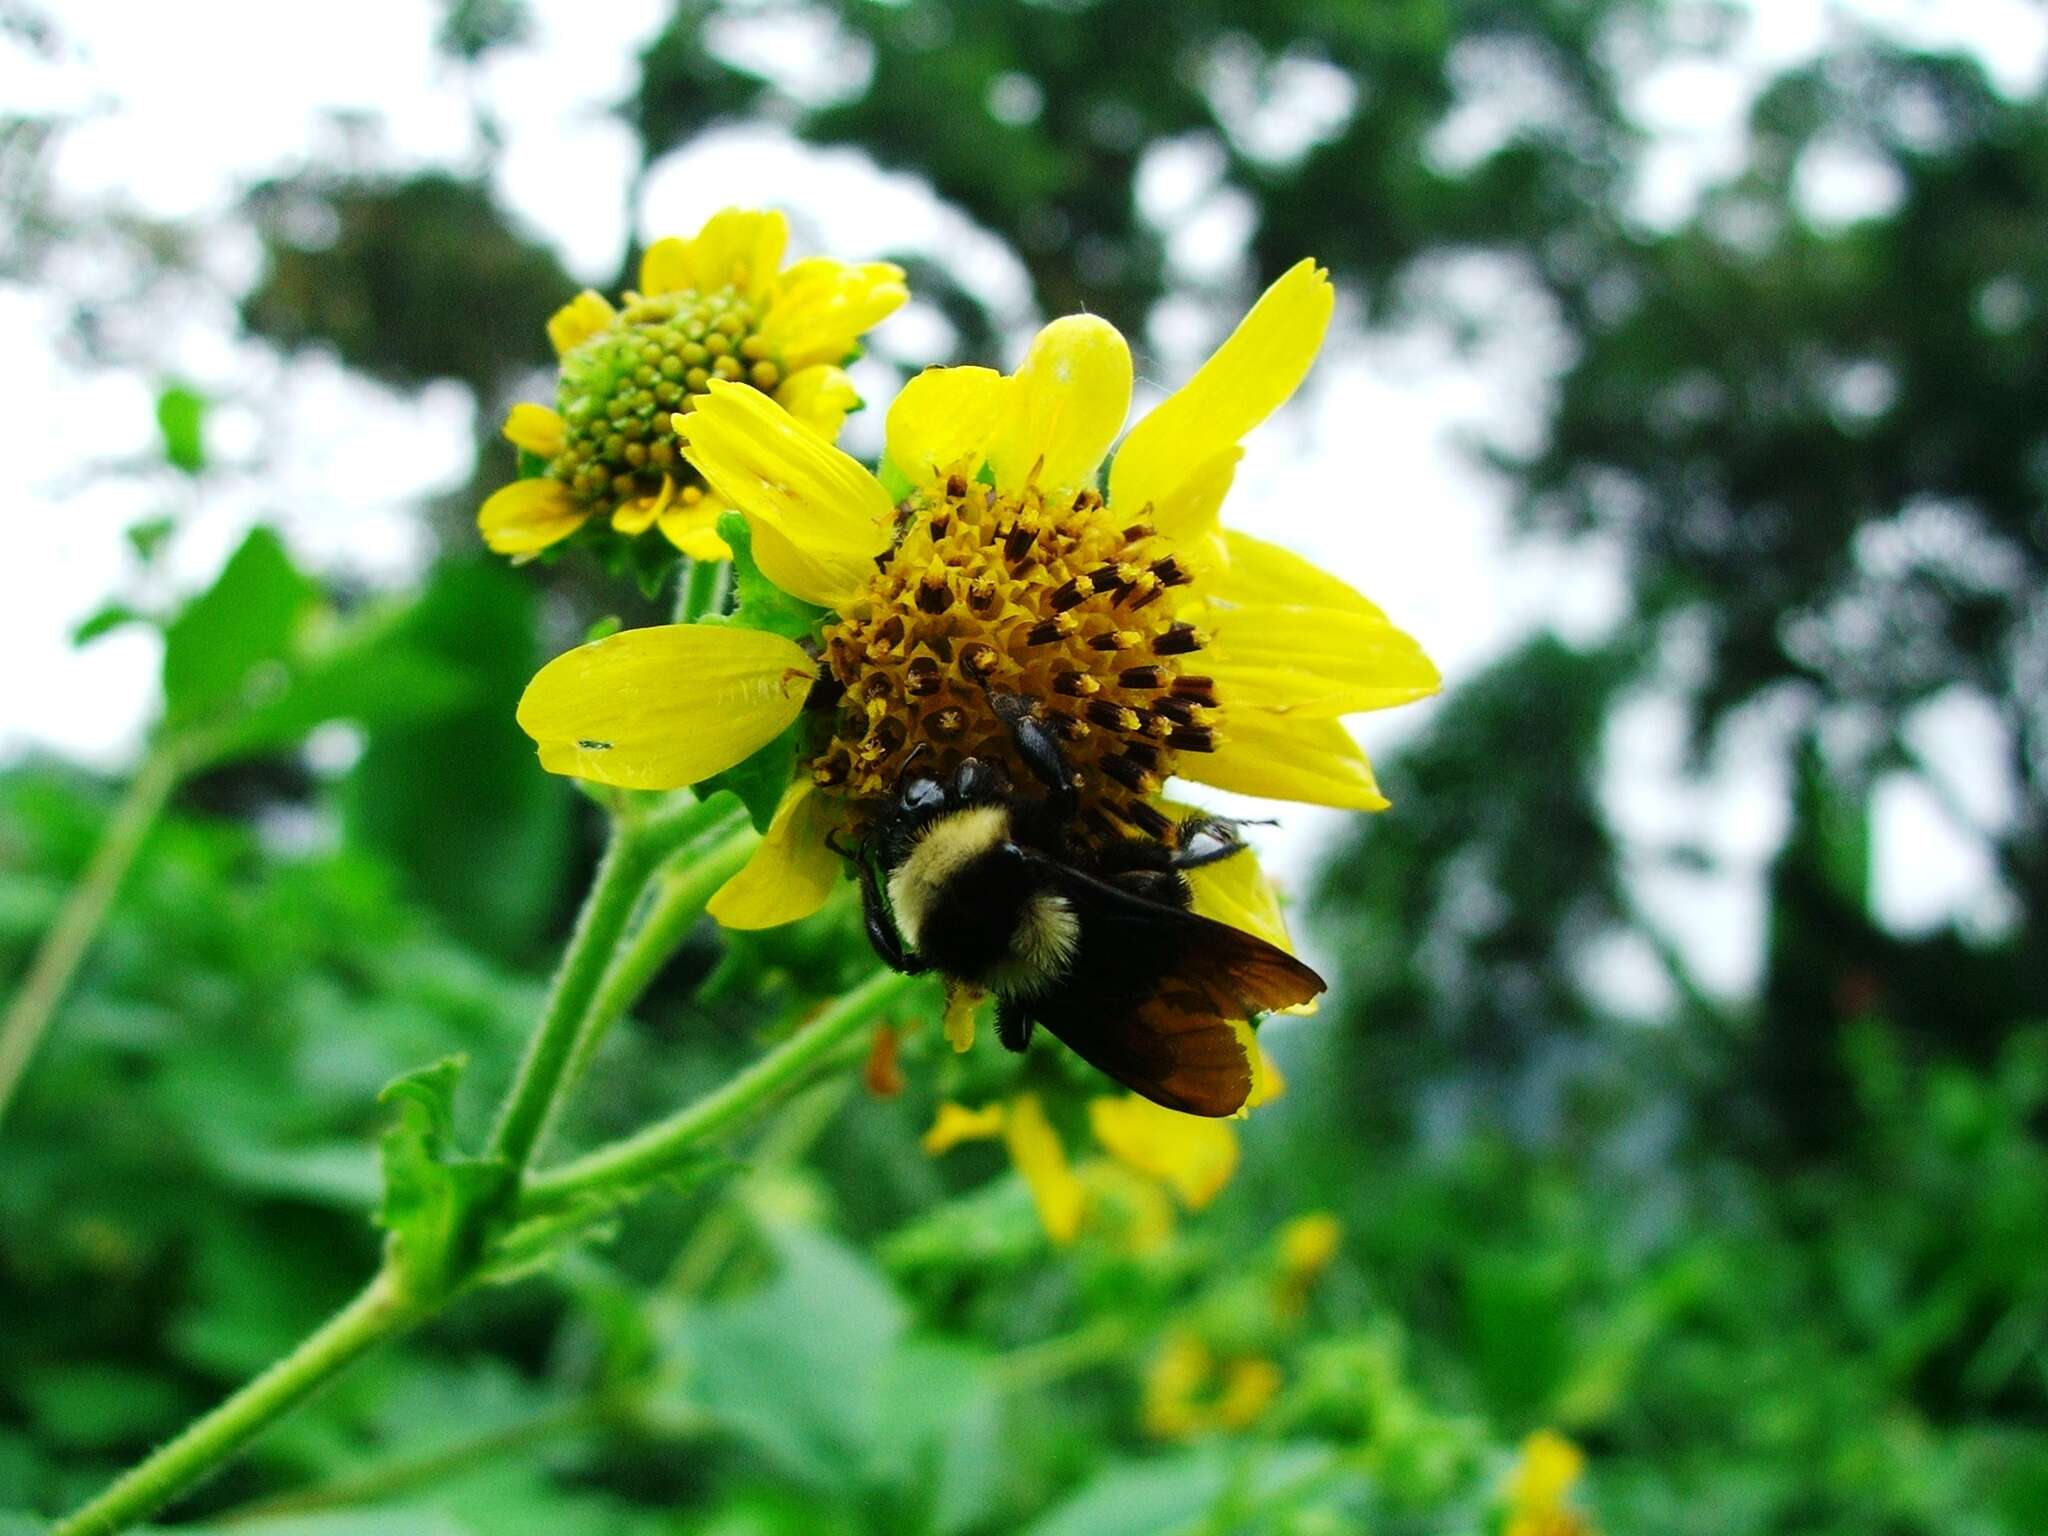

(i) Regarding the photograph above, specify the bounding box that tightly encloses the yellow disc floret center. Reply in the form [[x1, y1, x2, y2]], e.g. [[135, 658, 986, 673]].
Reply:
[[813, 475, 1219, 844], [551, 285, 782, 517]]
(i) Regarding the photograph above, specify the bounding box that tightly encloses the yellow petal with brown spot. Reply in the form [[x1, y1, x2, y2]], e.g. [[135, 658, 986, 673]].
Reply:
[[987, 315, 1132, 496], [1181, 712, 1389, 811], [478, 478, 586, 555], [675, 379, 892, 608], [1109, 258, 1333, 517], [707, 781, 841, 929], [517, 623, 812, 790], [886, 364, 1005, 488], [1088, 1094, 1240, 1208]]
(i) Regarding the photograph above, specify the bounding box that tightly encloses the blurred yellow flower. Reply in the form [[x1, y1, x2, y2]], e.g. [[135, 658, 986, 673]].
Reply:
[[920, 1028, 1287, 1244], [517, 260, 1437, 961], [1140, 1328, 1284, 1440], [1504, 1430, 1596, 1536], [479, 207, 905, 560]]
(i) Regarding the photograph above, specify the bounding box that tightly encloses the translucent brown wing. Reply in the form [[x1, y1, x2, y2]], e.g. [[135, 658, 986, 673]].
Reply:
[[1020, 856, 1326, 1117]]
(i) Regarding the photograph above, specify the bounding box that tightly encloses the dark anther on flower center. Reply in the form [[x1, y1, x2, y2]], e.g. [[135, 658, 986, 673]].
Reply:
[[549, 284, 778, 516], [813, 475, 1220, 844]]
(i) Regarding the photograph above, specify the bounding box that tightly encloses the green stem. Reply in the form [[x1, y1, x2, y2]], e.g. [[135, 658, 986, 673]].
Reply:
[[521, 968, 925, 1214], [675, 557, 727, 623], [0, 744, 187, 1131], [48, 1274, 420, 1536], [487, 795, 728, 1171], [557, 813, 757, 1099], [214, 1395, 608, 1524]]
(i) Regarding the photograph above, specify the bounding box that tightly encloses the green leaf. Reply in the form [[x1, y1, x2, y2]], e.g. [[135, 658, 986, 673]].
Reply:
[[71, 601, 146, 647], [583, 613, 622, 643], [702, 511, 827, 645], [668, 1222, 907, 1489], [156, 381, 208, 474], [877, 454, 914, 502], [125, 514, 176, 562], [343, 559, 573, 957], [699, 513, 827, 829], [375, 1057, 515, 1305], [160, 527, 320, 732]]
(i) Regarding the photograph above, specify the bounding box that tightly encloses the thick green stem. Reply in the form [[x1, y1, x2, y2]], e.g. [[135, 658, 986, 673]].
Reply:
[[557, 813, 757, 1098], [487, 796, 727, 1171], [521, 968, 924, 1214], [48, 1274, 420, 1536], [0, 745, 187, 1131]]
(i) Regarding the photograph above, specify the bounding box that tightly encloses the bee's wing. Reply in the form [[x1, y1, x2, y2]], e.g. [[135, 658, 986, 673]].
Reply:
[[1021, 856, 1326, 1118]]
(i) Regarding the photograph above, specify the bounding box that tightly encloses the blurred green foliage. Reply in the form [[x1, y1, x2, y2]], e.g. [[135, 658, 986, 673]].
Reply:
[[6, 0, 2048, 1531]]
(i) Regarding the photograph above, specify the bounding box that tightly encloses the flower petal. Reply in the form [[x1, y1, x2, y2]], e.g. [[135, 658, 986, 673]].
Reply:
[[1109, 259, 1333, 517], [1088, 1094, 1239, 1209], [547, 290, 617, 356], [517, 623, 812, 789], [1180, 830, 1298, 956], [656, 490, 731, 559], [775, 364, 862, 441], [686, 208, 790, 300], [1147, 446, 1240, 545], [761, 257, 909, 372], [675, 379, 893, 608], [1180, 713, 1389, 811], [478, 479, 586, 555], [1215, 529, 1379, 614], [502, 403, 567, 459], [637, 235, 694, 297], [987, 315, 1132, 495], [1005, 1093, 1085, 1244], [885, 365, 1005, 488], [1205, 602, 1440, 717], [1231, 1018, 1288, 1105], [921, 1101, 1007, 1155], [610, 475, 674, 537], [707, 780, 843, 929]]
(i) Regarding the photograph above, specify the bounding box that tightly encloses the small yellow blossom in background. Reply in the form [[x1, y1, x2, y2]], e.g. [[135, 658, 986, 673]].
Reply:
[[516, 258, 1440, 963], [1141, 1328, 1285, 1440], [1504, 1430, 1596, 1536], [1275, 1210, 1342, 1313], [480, 207, 905, 560], [920, 1025, 1287, 1244]]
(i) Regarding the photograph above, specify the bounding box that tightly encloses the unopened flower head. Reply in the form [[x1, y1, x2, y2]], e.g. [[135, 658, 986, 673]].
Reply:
[[480, 208, 906, 562]]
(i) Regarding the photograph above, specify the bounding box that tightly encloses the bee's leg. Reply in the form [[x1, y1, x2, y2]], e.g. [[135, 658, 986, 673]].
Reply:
[[860, 869, 928, 975], [996, 997, 1035, 1052], [988, 691, 1078, 819], [1165, 814, 1254, 870]]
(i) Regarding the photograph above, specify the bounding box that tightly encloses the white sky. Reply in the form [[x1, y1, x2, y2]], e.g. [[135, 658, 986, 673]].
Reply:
[[1, 0, 2038, 1009]]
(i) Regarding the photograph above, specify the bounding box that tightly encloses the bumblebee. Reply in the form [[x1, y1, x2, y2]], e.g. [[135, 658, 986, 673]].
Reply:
[[849, 694, 1325, 1117]]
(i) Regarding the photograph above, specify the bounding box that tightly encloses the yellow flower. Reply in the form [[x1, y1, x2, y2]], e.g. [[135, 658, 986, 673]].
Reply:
[[479, 207, 905, 560], [1140, 1328, 1284, 1440], [517, 259, 1439, 953], [1504, 1431, 1596, 1536], [919, 1028, 1287, 1244]]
